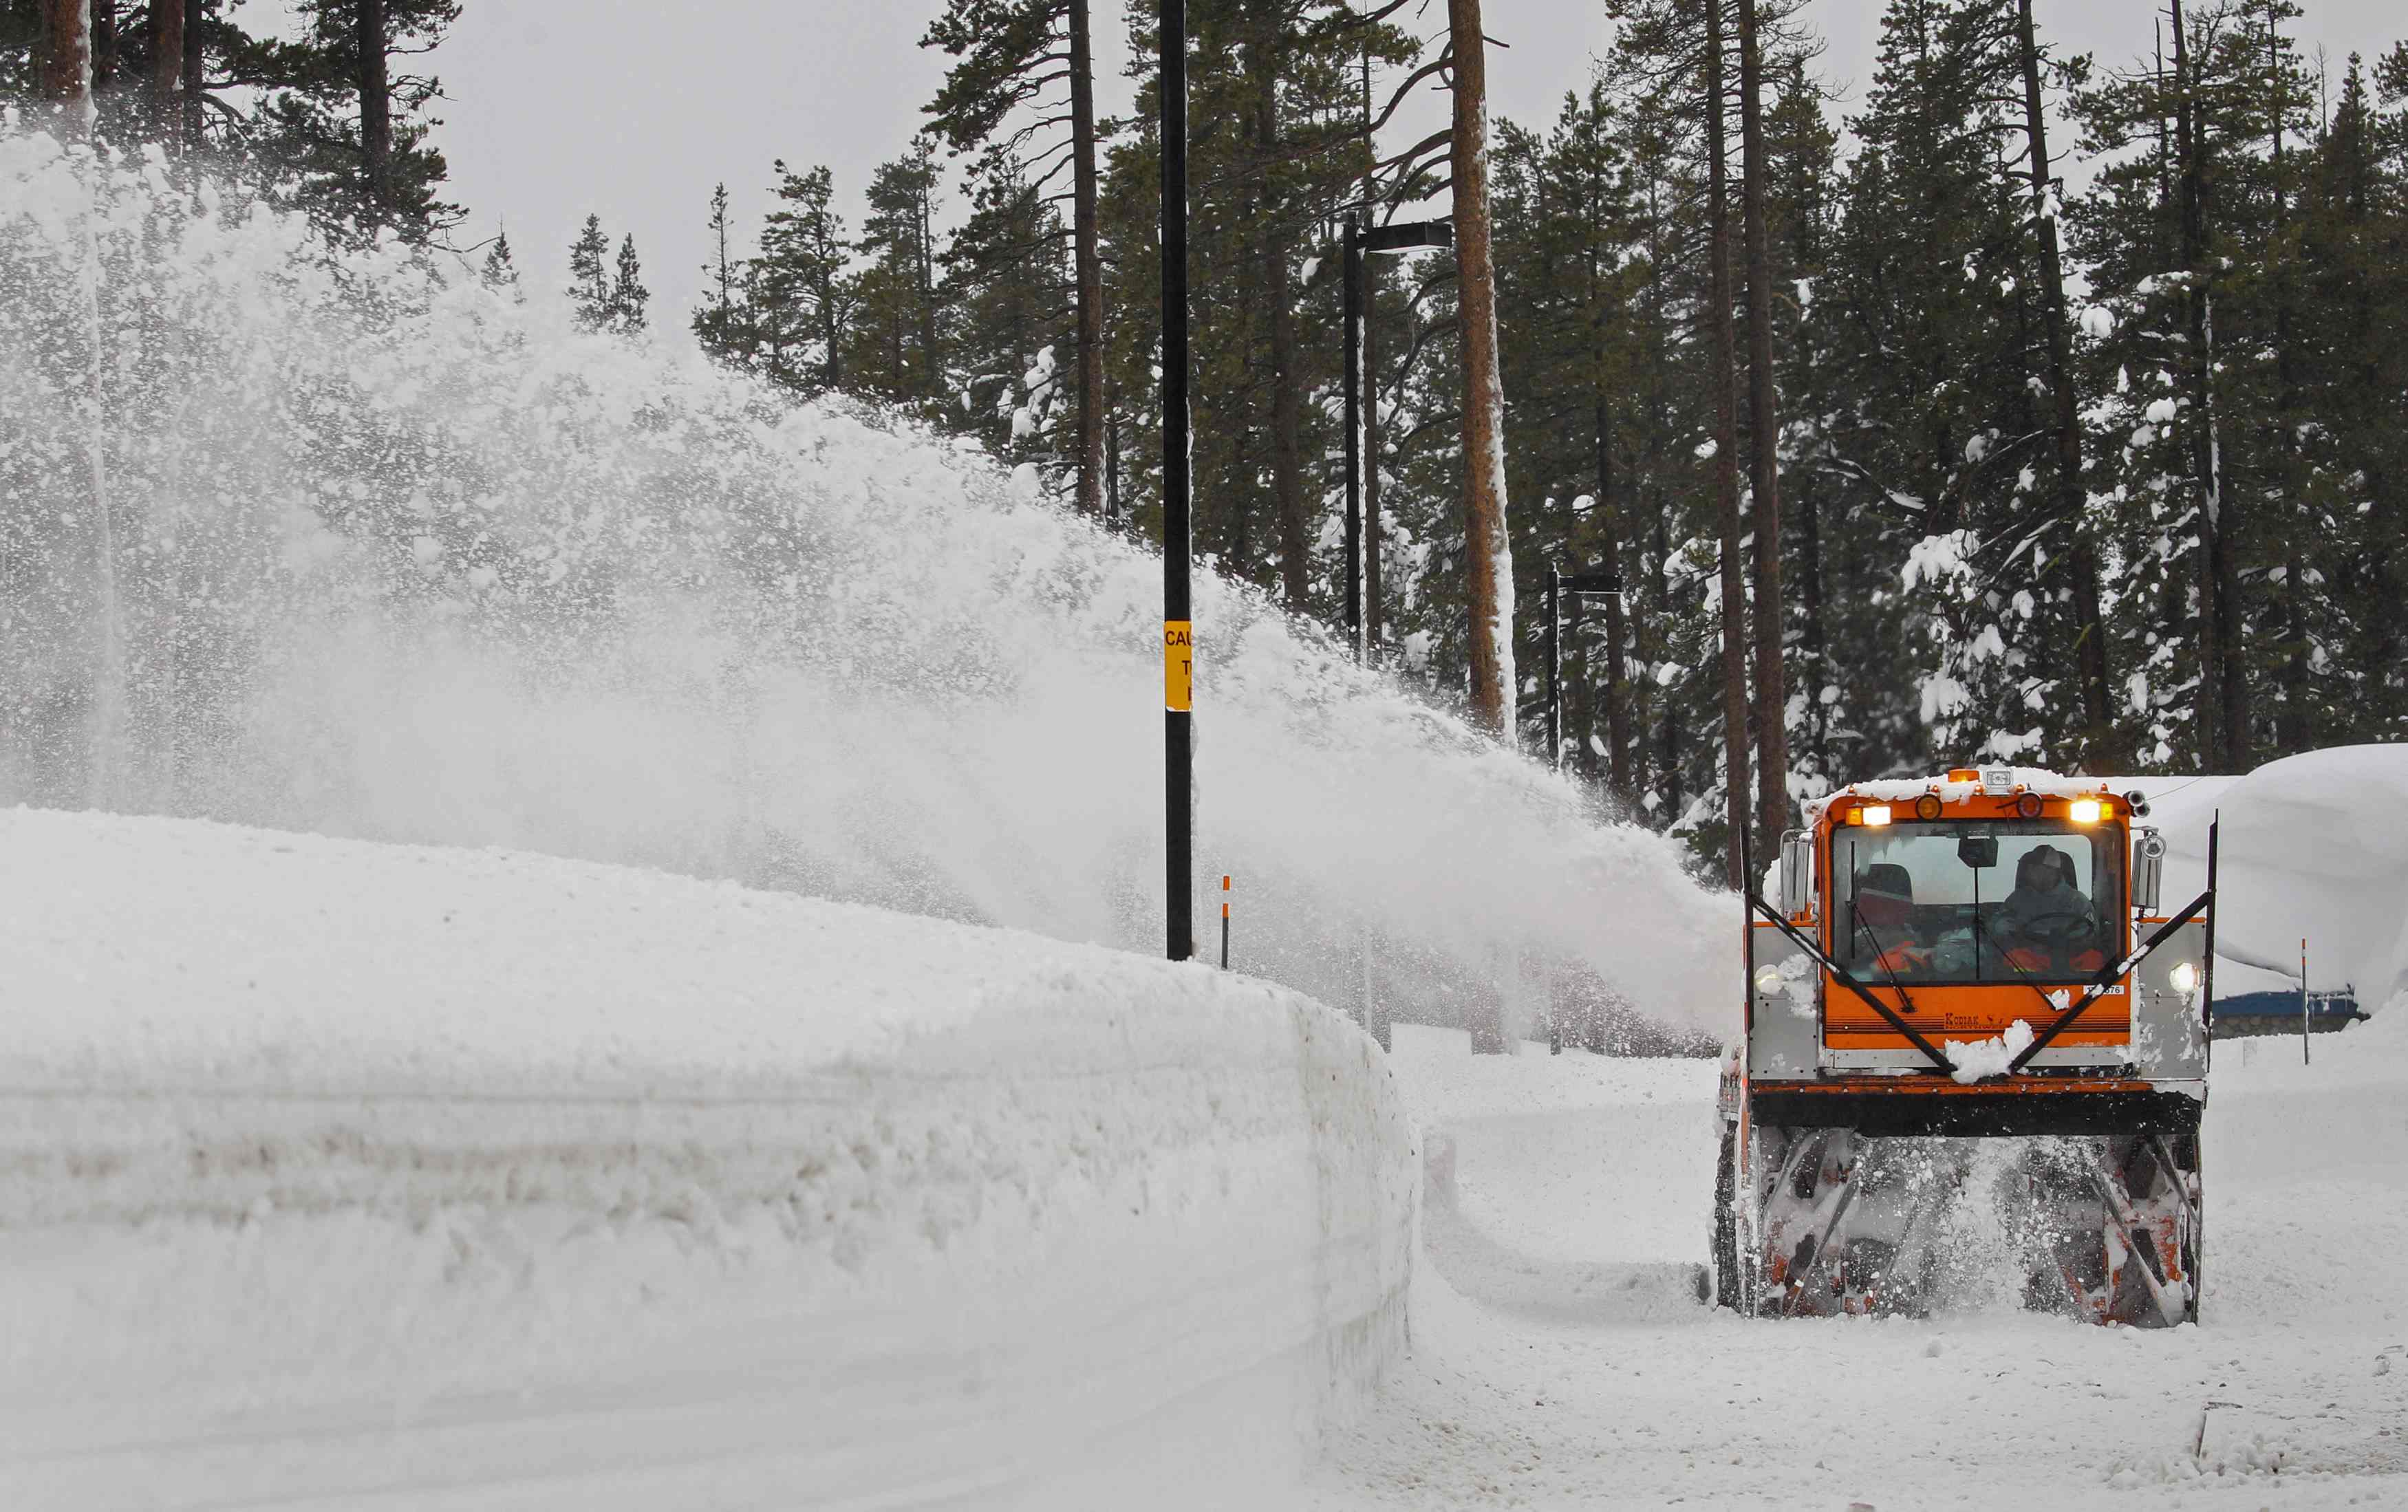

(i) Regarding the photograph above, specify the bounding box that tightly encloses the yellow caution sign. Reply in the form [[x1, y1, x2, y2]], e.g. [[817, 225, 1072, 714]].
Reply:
[[1163, 620, 1194, 711]]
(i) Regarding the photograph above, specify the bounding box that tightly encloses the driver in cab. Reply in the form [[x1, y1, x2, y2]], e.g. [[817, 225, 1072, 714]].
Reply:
[[1999, 844, 2105, 974]]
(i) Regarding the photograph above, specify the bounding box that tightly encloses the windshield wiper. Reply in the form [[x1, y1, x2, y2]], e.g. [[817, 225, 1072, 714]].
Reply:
[[1748, 896, 1955, 1073], [1849, 897, 1922, 1019]]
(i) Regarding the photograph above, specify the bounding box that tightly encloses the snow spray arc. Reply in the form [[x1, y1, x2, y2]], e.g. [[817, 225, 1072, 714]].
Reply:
[[0, 127, 1727, 1039]]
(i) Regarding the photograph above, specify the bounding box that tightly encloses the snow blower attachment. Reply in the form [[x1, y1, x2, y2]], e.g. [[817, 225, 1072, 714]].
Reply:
[[1711, 768, 2213, 1326]]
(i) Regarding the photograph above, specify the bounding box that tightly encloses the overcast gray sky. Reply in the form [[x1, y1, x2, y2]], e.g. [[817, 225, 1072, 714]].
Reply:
[[423, 1, 2402, 324]]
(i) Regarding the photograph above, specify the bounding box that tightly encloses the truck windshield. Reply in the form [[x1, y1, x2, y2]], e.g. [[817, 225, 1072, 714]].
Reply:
[[1831, 820, 2124, 986]]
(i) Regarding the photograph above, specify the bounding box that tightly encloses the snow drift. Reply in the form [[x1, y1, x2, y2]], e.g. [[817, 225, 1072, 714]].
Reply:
[[2134, 744, 2408, 1007], [0, 125, 1728, 1040], [0, 808, 1415, 1506]]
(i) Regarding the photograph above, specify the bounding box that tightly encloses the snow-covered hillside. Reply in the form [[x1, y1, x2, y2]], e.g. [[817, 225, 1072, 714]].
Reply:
[[0, 809, 1414, 1508]]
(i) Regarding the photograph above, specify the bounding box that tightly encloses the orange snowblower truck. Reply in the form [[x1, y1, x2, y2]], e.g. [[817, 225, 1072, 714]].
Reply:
[[1710, 766, 2215, 1327]]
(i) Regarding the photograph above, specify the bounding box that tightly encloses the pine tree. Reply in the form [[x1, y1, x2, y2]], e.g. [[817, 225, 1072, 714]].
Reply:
[[848, 138, 946, 412], [1491, 89, 1646, 792], [692, 181, 755, 370], [479, 226, 521, 299], [610, 233, 649, 335], [923, 0, 1108, 514], [1095, 0, 1417, 612], [232, 0, 464, 241], [941, 158, 1071, 463], [568, 213, 612, 333], [751, 160, 852, 396]]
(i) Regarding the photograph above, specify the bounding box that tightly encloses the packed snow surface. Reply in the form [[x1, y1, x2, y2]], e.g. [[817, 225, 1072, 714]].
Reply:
[[0, 809, 1415, 1508]]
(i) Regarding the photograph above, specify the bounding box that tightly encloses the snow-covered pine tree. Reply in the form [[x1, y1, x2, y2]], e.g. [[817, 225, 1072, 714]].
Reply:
[[922, 0, 1108, 515], [1490, 88, 1647, 795], [1093, 0, 1417, 613], [936, 157, 1068, 466], [1817, 0, 2054, 776]]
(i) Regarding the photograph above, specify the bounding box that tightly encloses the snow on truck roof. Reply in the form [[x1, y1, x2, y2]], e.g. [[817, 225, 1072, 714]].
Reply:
[[1807, 767, 2118, 822]]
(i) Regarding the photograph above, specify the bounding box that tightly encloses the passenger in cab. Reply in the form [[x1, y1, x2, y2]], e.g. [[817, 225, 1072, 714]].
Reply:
[[1848, 863, 1932, 978]]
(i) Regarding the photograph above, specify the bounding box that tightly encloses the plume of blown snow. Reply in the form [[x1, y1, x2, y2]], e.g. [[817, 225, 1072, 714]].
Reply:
[[0, 125, 1728, 1036]]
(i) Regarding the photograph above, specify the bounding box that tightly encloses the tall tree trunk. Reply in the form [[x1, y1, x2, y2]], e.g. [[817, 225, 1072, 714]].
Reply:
[[1068, 0, 1105, 517], [1797, 467, 1826, 774], [1737, 0, 1788, 844], [1653, 501, 1681, 818], [2019, 0, 2113, 768], [2172, 1, 2246, 770], [180, 0, 203, 149], [358, 0, 390, 227], [41, 0, 88, 107], [1705, 0, 1751, 889], [1450, 0, 1514, 742], [1248, 32, 1309, 612], [917, 179, 939, 402], [1365, 268, 1386, 648], [1596, 402, 1633, 804], [1105, 396, 1121, 521], [91, 0, 115, 93], [2265, 6, 2308, 755], [1267, 243, 1309, 611], [149, 0, 183, 125]]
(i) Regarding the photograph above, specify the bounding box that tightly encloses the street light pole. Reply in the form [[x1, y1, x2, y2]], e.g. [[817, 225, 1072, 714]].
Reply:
[[1161, 0, 1193, 962], [1343, 215, 1364, 660], [1342, 217, 1452, 663]]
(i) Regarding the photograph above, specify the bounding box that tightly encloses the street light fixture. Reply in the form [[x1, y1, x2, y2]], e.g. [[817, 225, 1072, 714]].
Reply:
[[1343, 214, 1453, 662], [1547, 568, 1623, 771]]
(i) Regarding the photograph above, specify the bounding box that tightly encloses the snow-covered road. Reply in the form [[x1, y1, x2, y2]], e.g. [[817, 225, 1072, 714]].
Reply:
[[1308, 1026, 2408, 1510]]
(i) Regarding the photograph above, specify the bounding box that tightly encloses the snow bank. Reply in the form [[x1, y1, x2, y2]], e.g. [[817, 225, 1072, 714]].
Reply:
[[0, 809, 1415, 1507], [2130, 746, 2408, 1007]]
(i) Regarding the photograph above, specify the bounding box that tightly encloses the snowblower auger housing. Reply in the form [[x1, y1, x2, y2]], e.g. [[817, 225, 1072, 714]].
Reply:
[[1711, 767, 2213, 1327]]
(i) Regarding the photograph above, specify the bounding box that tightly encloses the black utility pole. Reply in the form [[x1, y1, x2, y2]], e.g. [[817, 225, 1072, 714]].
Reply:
[[1342, 217, 1452, 661], [1547, 568, 1624, 771], [1161, 0, 1194, 961], [1342, 216, 1364, 658]]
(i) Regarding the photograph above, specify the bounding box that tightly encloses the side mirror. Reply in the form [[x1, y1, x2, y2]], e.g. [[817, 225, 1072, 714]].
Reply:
[[2132, 827, 2165, 915], [1778, 830, 1814, 920]]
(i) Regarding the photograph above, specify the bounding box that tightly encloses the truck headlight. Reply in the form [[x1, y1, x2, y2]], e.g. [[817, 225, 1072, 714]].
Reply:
[[2169, 960, 2200, 996], [1752, 963, 1786, 995]]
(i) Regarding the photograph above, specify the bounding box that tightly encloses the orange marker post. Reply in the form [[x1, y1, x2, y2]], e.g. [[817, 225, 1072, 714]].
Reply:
[[1221, 875, 1232, 970]]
